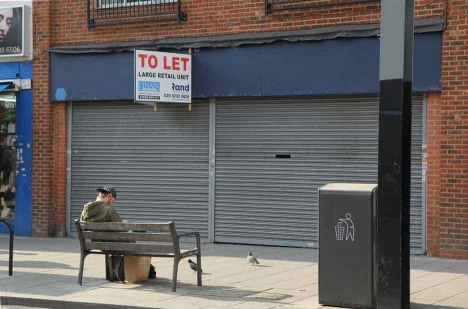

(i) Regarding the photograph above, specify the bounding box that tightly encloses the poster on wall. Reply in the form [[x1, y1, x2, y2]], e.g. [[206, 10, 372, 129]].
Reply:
[[0, 6, 24, 57], [135, 50, 192, 104]]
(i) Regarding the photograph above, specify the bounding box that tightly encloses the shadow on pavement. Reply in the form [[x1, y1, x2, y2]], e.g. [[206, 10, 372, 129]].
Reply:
[[0, 271, 103, 296], [0, 260, 77, 270], [135, 278, 296, 304], [411, 302, 466, 309], [0, 236, 80, 254], [0, 250, 36, 256], [0, 269, 295, 307]]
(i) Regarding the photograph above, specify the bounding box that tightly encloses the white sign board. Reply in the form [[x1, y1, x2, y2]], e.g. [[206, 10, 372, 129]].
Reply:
[[134, 50, 192, 104], [0, 5, 25, 58]]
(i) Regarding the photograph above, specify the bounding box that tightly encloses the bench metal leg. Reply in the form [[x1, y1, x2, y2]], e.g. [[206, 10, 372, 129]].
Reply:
[[105, 254, 109, 280], [196, 254, 202, 287], [172, 258, 179, 292], [78, 252, 86, 286]]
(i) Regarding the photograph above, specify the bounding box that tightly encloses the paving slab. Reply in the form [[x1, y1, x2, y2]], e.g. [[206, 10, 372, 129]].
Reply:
[[0, 236, 465, 309]]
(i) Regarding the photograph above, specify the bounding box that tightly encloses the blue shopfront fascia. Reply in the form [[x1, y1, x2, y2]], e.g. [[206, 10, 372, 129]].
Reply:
[[0, 61, 33, 236], [50, 33, 441, 101]]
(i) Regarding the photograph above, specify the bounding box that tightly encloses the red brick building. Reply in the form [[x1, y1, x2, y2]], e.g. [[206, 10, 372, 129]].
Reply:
[[30, 0, 468, 259]]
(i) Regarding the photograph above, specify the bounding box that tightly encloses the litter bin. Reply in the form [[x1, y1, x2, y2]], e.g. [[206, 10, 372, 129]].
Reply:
[[318, 183, 377, 309]]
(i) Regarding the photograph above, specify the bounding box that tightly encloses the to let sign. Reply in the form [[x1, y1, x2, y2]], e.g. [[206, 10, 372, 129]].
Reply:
[[134, 50, 192, 104]]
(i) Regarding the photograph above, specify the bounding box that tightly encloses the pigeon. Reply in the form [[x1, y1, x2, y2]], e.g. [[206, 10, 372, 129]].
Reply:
[[188, 259, 203, 273], [247, 251, 259, 265]]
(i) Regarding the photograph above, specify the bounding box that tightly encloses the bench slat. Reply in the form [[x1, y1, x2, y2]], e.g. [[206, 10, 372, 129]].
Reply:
[[84, 242, 175, 254], [89, 251, 175, 257], [81, 231, 173, 242], [79, 222, 173, 232]]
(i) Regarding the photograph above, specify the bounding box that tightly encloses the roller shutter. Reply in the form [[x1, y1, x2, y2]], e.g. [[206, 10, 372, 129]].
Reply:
[[214, 96, 424, 253], [69, 102, 209, 238]]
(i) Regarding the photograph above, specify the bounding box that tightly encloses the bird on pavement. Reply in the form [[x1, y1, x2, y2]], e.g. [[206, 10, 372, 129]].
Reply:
[[247, 251, 260, 265], [188, 259, 203, 274]]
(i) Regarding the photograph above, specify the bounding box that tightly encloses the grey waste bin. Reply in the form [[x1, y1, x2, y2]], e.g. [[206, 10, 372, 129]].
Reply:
[[318, 183, 378, 309]]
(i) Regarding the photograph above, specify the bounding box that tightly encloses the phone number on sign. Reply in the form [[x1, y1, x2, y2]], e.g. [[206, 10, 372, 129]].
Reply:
[[164, 94, 190, 100]]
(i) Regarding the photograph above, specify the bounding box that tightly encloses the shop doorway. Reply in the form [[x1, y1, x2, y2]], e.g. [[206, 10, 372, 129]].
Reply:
[[0, 91, 16, 221]]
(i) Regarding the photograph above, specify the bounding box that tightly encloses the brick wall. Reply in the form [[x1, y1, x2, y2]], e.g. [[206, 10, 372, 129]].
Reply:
[[427, 92, 442, 257], [32, 1, 54, 237], [36, 0, 468, 259], [54, 102, 68, 237], [49, 0, 445, 45], [439, 0, 468, 259]]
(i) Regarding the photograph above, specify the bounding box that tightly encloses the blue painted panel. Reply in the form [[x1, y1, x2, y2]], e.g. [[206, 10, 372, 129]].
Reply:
[[0, 62, 20, 79], [192, 47, 264, 97], [50, 33, 442, 101], [413, 33, 442, 92], [51, 53, 134, 101], [13, 88, 33, 236], [0, 61, 33, 236], [192, 38, 381, 97], [0, 61, 32, 79], [260, 38, 381, 95], [19, 62, 33, 79], [194, 33, 441, 96]]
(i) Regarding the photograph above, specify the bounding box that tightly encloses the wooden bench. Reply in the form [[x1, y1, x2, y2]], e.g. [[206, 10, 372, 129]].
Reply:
[[75, 220, 202, 292]]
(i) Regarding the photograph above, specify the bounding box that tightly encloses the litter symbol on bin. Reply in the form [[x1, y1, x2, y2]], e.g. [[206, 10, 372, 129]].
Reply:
[[335, 213, 355, 242], [335, 222, 345, 241]]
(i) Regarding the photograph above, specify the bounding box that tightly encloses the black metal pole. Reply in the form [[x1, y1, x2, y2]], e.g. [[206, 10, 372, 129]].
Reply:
[[377, 0, 414, 308], [8, 221, 13, 276], [87, 0, 91, 29], [0, 220, 13, 276], [177, 0, 181, 23]]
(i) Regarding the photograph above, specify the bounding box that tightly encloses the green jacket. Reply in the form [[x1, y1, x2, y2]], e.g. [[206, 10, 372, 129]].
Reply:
[[80, 201, 121, 222]]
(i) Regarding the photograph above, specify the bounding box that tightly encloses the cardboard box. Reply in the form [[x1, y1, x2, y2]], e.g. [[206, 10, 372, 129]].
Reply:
[[124, 256, 151, 284]]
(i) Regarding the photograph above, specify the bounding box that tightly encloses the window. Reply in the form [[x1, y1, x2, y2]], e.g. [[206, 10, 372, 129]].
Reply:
[[99, 0, 175, 9], [89, 0, 184, 28], [265, 0, 380, 15], [0, 92, 17, 221]]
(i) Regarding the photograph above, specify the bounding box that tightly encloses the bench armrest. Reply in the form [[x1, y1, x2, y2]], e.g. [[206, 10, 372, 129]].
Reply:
[[178, 232, 200, 249]]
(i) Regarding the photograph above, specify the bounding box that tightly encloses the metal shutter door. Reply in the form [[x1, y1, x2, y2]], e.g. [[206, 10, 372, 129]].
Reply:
[[215, 96, 424, 253], [70, 102, 209, 238], [411, 101, 424, 253]]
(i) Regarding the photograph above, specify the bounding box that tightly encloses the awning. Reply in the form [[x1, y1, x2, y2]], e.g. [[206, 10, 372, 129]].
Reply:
[[0, 83, 10, 92], [0, 82, 18, 92]]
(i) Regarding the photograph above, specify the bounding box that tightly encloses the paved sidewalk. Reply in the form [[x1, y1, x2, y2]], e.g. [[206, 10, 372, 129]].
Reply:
[[0, 236, 465, 309]]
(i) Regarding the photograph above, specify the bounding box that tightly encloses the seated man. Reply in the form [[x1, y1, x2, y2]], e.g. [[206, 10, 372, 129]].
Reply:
[[80, 186, 156, 279], [80, 186, 121, 222]]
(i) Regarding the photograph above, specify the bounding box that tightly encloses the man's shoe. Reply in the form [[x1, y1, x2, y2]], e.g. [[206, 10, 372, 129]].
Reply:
[[148, 264, 156, 279]]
